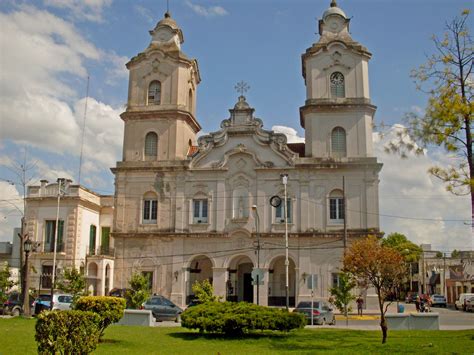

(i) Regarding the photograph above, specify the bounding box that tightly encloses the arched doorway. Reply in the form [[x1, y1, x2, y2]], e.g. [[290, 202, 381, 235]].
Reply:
[[104, 264, 111, 296], [87, 262, 98, 296], [186, 255, 213, 304], [268, 256, 296, 307], [227, 255, 254, 303]]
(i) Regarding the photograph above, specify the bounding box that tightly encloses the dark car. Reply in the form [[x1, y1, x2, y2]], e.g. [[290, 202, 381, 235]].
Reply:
[[431, 294, 447, 308], [3, 292, 34, 316], [293, 300, 336, 325], [108, 288, 130, 298], [142, 295, 182, 322], [405, 293, 418, 304]]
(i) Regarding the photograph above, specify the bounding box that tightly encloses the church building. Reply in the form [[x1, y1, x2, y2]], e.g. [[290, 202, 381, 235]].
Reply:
[[111, 0, 381, 307], [24, 1, 382, 307]]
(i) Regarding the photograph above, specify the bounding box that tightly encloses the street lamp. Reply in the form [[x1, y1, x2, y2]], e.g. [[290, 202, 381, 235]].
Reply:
[[50, 178, 67, 310], [281, 173, 289, 311], [23, 237, 33, 315], [251, 205, 260, 305]]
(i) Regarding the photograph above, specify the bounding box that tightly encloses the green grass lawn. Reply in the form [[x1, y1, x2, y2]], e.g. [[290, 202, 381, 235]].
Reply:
[[1, 317, 473, 354]]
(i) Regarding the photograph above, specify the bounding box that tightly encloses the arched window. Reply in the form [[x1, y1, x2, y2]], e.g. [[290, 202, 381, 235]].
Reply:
[[329, 190, 344, 222], [188, 89, 193, 113], [330, 72, 345, 98], [144, 132, 158, 159], [143, 192, 158, 224], [148, 80, 161, 105], [331, 127, 346, 158]]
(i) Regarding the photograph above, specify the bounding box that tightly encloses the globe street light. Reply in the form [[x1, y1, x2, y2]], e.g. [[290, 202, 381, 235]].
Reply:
[[23, 237, 33, 316]]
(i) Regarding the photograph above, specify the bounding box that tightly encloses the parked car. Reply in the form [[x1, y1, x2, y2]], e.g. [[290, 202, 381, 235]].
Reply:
[[142, 295, 182, 322], [430, 294, 447, 308], [405, 293, 418, 304], [455, 293, 474, 311], [3, 292, 34, 316], [108, 288, 130, 298], [465, 296, 474, 312], [293, 300, 336, 325], [33, 294, 73, 315]]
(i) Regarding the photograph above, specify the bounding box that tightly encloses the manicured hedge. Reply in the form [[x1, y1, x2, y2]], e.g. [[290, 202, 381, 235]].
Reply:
[[35, 310, 100, 355], [181, 302, 306, 335], [74, 296, 126, 338]]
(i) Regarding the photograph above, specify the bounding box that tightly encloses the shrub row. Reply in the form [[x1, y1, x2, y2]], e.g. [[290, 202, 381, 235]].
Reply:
[[75, 296, 126, 338], [181, 302, 306, 335], [35, 310, 101, 354], [35, 296, 126, 354]]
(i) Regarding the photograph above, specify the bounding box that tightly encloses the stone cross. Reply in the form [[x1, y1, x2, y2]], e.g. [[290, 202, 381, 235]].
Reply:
[[234, 81, 250, 96]]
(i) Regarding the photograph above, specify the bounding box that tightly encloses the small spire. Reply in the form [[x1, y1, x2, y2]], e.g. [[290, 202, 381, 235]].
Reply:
[[164, 11, 171, 18], [330, 0, 338, 7]]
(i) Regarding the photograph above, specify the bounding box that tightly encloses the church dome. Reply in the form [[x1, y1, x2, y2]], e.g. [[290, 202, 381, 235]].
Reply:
[[156, 12, 180, 31], [322, 1, 347, 20]]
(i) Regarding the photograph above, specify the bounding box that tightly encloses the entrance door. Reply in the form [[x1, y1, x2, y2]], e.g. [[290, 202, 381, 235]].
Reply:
[[243, 273, 253, 303]]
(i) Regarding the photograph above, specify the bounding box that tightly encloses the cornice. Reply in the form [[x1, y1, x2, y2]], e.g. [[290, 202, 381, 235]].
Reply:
[[120, 109, 201, 133]]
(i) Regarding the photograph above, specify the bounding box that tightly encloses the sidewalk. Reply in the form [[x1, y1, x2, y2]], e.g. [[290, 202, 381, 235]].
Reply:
[[333, 302, 417, 316]]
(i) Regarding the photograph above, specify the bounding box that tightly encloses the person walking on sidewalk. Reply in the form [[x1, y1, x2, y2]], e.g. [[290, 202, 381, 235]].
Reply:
[[415, 295, 421, 312], [356, 295, 364, 316]]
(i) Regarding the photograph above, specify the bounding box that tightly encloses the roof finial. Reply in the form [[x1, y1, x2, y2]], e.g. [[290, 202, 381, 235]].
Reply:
[[165, 0, 171, 17], [330, 0, 338, 7]]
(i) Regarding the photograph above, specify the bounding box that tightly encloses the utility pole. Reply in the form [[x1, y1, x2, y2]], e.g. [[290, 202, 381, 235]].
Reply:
[[252, 205, 260, 305], [443, 253, 447, 297], [281, 173, 289, 311], [50, 178, 67, 310], [342, 176, 347, 254]]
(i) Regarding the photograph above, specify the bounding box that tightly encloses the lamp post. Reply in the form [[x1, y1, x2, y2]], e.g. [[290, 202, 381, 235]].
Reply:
[[281, 173, 289, 311], [50, 178, 67, 310], [23, 237, 33, 316], [251, 205, 260, 305]]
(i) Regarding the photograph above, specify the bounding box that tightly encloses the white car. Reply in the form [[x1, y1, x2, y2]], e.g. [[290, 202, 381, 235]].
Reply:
[[455, 293, 474, 311], [33, 294, 73, 314]]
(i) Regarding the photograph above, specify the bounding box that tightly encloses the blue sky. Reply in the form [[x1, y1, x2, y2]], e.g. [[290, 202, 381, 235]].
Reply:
[[0, 0, 472, 251]]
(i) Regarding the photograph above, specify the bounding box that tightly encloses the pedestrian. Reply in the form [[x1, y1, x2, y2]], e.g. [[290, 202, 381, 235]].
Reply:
[[415, 295, 420, 312], [426, 294, 432, 312], [356, 295, 364, 316]]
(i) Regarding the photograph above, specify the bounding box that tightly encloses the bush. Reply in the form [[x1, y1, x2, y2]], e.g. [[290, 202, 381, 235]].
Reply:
[[74, 296, 126, 338], [181, 302, 306, 335], [125, 272, 150, 309], [191, 280, 220, 304], [35, 310, 100, 354]]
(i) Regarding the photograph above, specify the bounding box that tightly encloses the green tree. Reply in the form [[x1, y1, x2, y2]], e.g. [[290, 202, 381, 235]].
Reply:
[[387, 10, 473, 226], [344, 236, 406, 344], [0, 262, 15, 304], [451, 249, 461, 258], [192, 280, 219, 304], [125, 272, 150, 309], [56, 267, 87, 303], [381, 233, 422, 263], [436, 251, 443, 258], [329, 272, 356, 325]]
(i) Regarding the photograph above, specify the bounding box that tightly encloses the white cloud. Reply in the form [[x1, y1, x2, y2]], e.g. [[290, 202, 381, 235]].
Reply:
[[134, 4, 154, 24], [0, 182, 22, 242], [103, 51, 129, 85], [0, 6, 123, 183], [186, 1, 228, 17], [272, 125, 305, 143], [43, 0, 113, 22], [375, 125, 471, 252]]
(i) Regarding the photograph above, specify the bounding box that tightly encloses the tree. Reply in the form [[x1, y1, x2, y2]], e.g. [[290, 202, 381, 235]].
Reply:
[[329, 272, 356, 325], [451, 249, 461, 258], [56, 267, 87, 303], [125, 272, 150, 309], [0, 262, 15, 304], [436, 251, 443, 258], [192, 280, 219, 304], [344, 236, 406, 344], [387, 11, 473, 226], [381, 233, 422, 263]]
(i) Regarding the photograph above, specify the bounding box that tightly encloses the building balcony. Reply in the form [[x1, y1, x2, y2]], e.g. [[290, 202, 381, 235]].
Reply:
[[87, 246, 115, 258]]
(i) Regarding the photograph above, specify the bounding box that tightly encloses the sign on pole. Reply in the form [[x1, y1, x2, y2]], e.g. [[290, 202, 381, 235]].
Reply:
[[251, 268, 264, 285]]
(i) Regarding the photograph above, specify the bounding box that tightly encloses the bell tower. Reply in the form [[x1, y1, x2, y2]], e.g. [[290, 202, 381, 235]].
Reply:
[[121, 12, 201, 162], [300, 1, 376, 159]]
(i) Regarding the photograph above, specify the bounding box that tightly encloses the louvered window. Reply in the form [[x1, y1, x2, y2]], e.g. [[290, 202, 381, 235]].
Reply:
[[330, 72, 345, 98], [145, 132, 158, 159], [148, 81, 161, 105], [331, 127, 346, 158]]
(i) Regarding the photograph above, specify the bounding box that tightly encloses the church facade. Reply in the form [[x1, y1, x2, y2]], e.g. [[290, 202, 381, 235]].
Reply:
[[23, 1, 382, 307], [111, 1, 381, 307]]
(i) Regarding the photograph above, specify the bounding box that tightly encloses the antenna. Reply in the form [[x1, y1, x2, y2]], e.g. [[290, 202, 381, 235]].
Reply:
[[167, 0, 169, 13], [78, 75, 90, 186]]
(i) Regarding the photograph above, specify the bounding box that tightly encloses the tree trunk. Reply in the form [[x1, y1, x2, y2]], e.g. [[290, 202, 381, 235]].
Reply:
[[377, 288, 388, 344]]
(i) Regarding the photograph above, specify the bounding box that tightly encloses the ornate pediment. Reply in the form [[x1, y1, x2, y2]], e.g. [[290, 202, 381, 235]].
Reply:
[[190, 96, 298, 169]]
